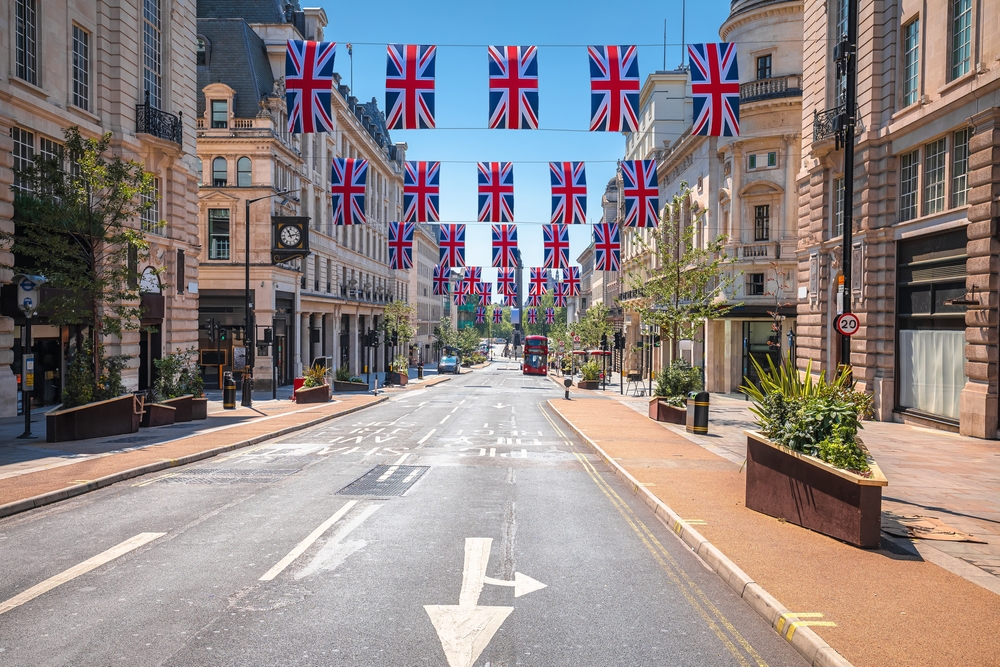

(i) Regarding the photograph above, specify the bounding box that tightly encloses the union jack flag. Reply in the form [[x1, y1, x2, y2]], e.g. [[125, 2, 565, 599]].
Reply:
[[493, 307, 503, 324], [285, 40, 336, 134], [553, 283, 568, 307], [588, 45, 640, 132], [488, 45, 539, 130], [622, 160, 659, 228], [478, 162, 514, 222], [438, 224, 466, 268], [454, 290, 468, 306], [491, 224, 518, 268], [562, 266, 581, 296], [525, 294, 541, 307], [476, 282, 492, 306], [594, 222, 621, 272], [331, 158, 368, 225], [433, 264, 450, 296], [475, 306, 486, 324], [403, 161, 440, 222], [689, 43, 740, 137], [550, 161, 587, 224], [497, 267, 516, 295], [543, 224, 570, 269], [386, 44, 436, 130], [503, 293, 517, 306], [545, 307, 555, 325], [529, 268, 548, 296], [388, 222, 414, 270], [527, 308, 537, 324], [462, 266, 482, 297]]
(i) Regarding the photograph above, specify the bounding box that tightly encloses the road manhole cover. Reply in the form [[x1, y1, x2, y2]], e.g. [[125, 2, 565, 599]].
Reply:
[[335, 465, 429, 497]]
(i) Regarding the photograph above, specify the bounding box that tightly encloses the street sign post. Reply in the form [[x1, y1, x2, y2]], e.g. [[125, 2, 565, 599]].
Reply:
[[15, 274, 45, 439], [835, 312, 860, 337]]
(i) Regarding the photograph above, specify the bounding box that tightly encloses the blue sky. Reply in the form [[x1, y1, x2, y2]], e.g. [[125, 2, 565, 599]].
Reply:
[[316, 0, 733, 279]]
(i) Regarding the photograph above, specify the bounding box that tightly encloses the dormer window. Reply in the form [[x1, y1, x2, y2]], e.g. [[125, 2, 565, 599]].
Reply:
[[196, 37, 207, 66], [211, 100, 227, 128]]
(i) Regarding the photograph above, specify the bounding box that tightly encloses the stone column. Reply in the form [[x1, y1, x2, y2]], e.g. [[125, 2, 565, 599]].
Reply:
[[961, 109, 1000, 439], [298, 312, 310, 377], [348, 313, 359, 375], [782, 134, 798, 241], [730, 142, 744, 244]]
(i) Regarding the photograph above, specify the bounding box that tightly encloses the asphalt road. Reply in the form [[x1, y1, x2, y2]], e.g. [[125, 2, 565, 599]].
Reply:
[[0, 363, 806, 667]]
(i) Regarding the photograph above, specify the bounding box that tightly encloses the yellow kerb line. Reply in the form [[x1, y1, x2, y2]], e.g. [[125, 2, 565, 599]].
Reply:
[[776, 611, 828, 636]]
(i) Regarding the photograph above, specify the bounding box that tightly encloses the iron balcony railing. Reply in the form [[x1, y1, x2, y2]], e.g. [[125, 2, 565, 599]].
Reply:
[[813, 105, 845, 142], [136, 92, 182, 146]]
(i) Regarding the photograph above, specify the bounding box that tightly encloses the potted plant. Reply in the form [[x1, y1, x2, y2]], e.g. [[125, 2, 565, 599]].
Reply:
[[741, 356, 887, 548], [332, 364, 368, 392], [577, 361, 601, 390], [649, 359, 701, 424], [295, 363, 331, 403], [387, 355, 409, 386], [177, 348, 207, 419], [153, 351, 194, 422]]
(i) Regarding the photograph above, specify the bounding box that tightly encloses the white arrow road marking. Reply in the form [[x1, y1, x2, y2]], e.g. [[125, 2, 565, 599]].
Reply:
[[341, 447, 360, 455], [483, 572, 548, 598], [0, 532, 165, 616], [259, 501, 357, 581], [494, 403, 507, 409]]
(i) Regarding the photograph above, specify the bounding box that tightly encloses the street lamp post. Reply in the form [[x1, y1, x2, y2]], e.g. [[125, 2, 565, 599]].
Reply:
[[243, 189, 293, 407]]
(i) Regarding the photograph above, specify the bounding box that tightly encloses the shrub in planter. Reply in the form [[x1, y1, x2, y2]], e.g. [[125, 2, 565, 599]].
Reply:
[[301, 363, 328, 389], [650, 359, 701, 423], [386, 355, 409, 386]]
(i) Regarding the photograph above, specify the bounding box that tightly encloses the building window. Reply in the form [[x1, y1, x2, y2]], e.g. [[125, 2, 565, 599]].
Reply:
[[12, 127, 34, 192], [142, 0, 162, 108], [72, 25, 90, 111], [754, 205, 770, 241], [924, 138, 946, 216], [767, 151, 777, 167], [833, 176, 845, 237], [951, 0, 972, 80], [834, 0, 849, 107], [237, 157, 252, 187], [902, 19, 920, 107], [39, 137, 63, 167], [952, 128, 970, 207], [756, 54, 772, 80], [177, 249, 185, 292], [212, 157, 227, 187], [899, 149, 919, 222], [747, 273, 765, 296], [208, 209, 230, 260], [141, 177, 161, 234], [211, 100, 228, 128], [196, 37, 206, 66], [15, 0, 37, 85]]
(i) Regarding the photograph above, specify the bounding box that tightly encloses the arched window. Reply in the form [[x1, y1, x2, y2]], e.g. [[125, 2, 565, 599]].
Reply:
[[194, 157, 202, 186], [196, 37, 207, 66], [212, 157, 227, 187], [237, 157, 251, 187]]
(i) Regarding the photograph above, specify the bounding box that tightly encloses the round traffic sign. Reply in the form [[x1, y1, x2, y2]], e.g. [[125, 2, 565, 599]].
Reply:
[[835, 312, 860, 336]]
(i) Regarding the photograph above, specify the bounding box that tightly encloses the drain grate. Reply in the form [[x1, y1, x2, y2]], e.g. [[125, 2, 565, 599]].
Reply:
[[336, 465, 429, 497], [103, 436, 155, 444]]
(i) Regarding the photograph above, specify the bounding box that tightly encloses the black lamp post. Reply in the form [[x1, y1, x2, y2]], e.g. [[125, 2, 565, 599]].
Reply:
[[243, 189, 293, 407]]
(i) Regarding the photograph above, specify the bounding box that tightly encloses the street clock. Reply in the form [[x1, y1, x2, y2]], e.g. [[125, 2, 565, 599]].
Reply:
[[271, 216, 311, 264]]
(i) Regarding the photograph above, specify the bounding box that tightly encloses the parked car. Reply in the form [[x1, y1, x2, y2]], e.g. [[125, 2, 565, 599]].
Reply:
[[438, 355, 460, 374]]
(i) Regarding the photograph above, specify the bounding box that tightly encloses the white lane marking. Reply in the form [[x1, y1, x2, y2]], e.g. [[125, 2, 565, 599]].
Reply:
[[294, 504, 382, 580], [0, 532, 165, 616], [364, 447, 380, 456], [377, 465, 400, 482], [341, 447, 360, 455], [483, 422, 489, 428], [394, 453, 411, 465], [460, 538, 491, 607], [489, 448, 496, 457], [439, 414, 450, 424], [451, 406, 460, 414], [402, 468, 420, 483], [496, 436, 504, 445], [417, 429, 436, 445], [259, 501, 358, 581]]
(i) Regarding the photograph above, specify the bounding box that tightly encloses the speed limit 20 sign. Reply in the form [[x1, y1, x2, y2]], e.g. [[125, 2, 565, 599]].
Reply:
[[835, 312, 860, 336]]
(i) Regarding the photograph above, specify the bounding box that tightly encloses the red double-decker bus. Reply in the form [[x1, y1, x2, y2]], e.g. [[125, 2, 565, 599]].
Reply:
[[522, 335, 548, 376]]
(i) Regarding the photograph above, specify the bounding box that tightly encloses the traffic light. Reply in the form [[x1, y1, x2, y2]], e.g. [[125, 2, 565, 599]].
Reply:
[[652, 334, 661, 348], [219, 327, 228, 343], [207, 318, 216, 343], [600, 333, 608, 350]]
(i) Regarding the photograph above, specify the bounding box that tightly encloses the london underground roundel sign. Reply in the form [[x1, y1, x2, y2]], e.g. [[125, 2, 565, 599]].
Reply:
[[835, 312, 860, 336]]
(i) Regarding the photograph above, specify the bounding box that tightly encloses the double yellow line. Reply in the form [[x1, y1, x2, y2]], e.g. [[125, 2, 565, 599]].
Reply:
[[540, 406, 769, 667]]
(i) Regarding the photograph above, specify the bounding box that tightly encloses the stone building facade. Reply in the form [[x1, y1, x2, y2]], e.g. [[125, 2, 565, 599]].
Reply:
[[408, 222, 441, 365], [195, 3, 407, 389], [796, 0, 1000, 437], [0, 0, 201, 414]]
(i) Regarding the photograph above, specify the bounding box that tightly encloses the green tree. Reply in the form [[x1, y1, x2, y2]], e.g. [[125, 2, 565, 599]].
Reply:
[[434, 316, 458, 353], [5, 127, 158, 391], [382, 299, 416, 346], [625, 184, 739, 359], [456, 326, 480, 358], [575, 302, 614, 349]]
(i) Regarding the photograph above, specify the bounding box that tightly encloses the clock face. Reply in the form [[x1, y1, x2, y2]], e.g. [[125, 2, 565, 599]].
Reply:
[[280, 224, 301, 247]]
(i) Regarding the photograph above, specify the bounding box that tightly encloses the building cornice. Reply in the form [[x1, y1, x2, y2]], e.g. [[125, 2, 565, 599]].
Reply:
[[720, 1, 803, 41]]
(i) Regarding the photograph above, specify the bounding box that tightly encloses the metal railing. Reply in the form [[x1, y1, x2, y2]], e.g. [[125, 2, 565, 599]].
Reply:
[[813, 106, 844, 141], [136, 93, 182, 146], [740, 75, 802, 103]]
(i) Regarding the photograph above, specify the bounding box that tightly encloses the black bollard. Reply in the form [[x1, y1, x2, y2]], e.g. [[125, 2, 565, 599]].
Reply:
[[686, 391, 709, 434], [223, 372, 237, 409], [563, 377, 572, 400]]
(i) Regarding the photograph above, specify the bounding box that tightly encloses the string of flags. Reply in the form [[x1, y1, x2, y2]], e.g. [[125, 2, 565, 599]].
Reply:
[[427, 264, 584, 310]]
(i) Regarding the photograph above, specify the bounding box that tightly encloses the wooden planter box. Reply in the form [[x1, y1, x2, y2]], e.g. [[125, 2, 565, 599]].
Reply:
[[161, 395, 194, 423], [333, 380, 369, 393], [576, 379, 600, 390], [387, 371, 409, 386], [46, 394, 142, 443], [745, 431, 888, 548], [141, 403, 176, 428], [191, 397, 208, 420], [295, 384, 331, 403], [648, 398, 686, 424]]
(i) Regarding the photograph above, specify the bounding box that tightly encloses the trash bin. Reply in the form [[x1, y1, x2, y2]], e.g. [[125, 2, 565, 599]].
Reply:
[[686, 391, 709, 434], [223, 372, 237, 410], [292, 377, 305, 402]]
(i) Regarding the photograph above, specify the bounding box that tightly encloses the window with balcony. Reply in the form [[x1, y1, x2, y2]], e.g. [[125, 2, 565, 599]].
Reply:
[[754, 205, 770, 241], [899, 149, 919, 222], [756, 55, 772, 80], [12, 127, 34, 192], [902, 19, 920, 108], [924, 138, 946, 215], [211, 100, 228, 129], [72, 25, 90, 111], [951, 0, 972, 80], [142, 0, 162, 109], [237, 157, 251, 187], [212, 157, 227, 187], [208, 209, 230, 259], [747, 273, 765, 296], [15, 0, 37, 85], [952, 128, 970, 207]]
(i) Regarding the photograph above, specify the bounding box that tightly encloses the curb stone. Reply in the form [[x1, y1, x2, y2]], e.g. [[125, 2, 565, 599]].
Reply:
[[0, 396, 390, 520], [547, 400, 855, 667]]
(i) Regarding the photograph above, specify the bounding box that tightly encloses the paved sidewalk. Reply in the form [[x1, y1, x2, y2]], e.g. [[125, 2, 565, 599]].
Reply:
[[549, 390, 1000, 667]]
